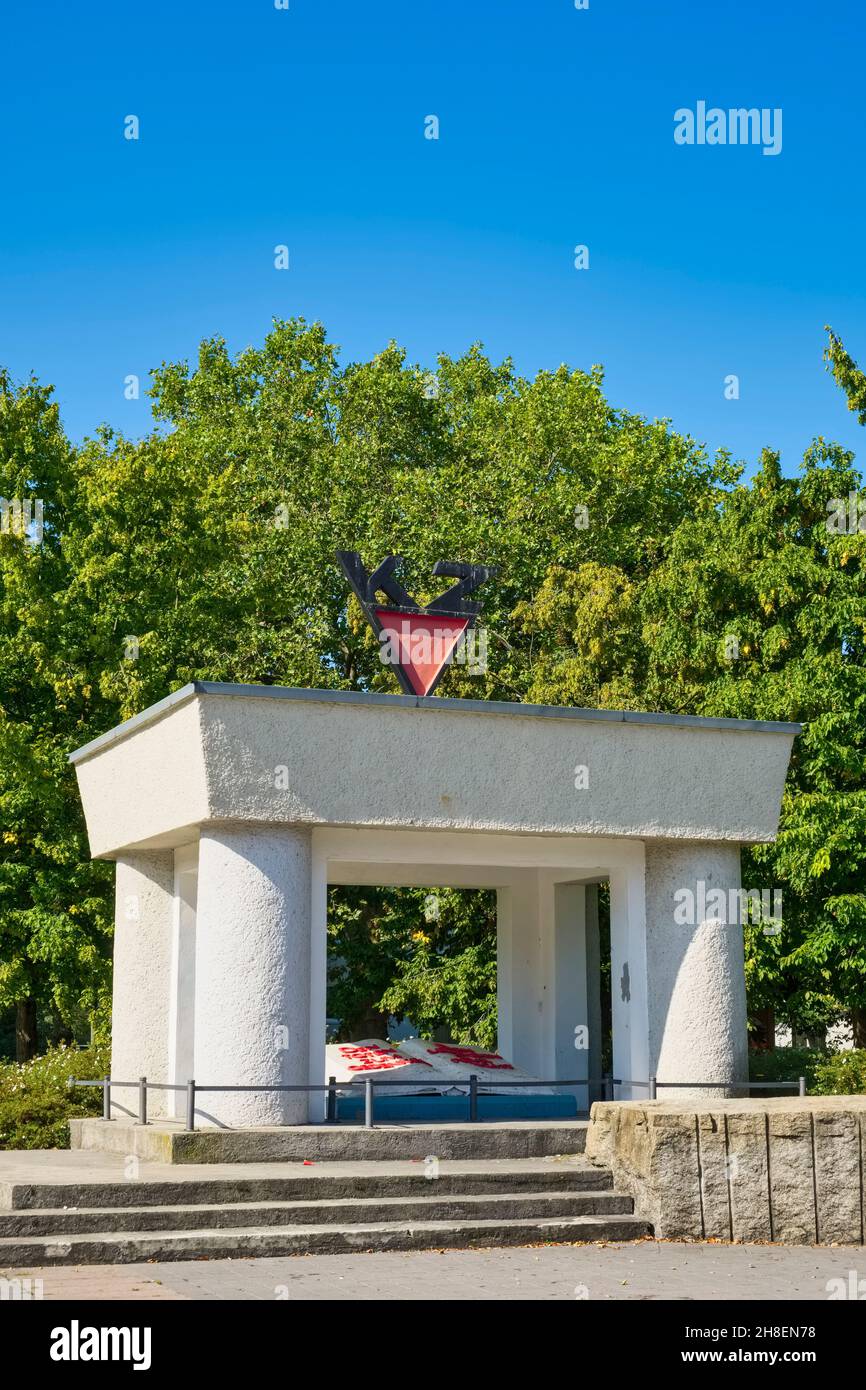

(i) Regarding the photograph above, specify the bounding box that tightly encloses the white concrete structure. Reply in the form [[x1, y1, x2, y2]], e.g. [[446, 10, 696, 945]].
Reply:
[[70, 683, 798, 1126]]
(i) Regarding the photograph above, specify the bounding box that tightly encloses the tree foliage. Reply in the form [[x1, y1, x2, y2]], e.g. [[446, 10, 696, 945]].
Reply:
[[1, 319, 865, 1052], [517, 436, 866, 1039], [826, 329, 866, 426], [0, 374, 113, 1058], [328, 887, 497, 1047]]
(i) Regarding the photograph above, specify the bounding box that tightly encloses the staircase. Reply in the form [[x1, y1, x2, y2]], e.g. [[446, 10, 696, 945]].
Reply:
[[0, 1157, 651, 1264]]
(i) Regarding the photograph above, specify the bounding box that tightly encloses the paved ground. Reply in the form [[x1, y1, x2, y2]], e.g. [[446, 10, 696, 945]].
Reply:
[[3, 1241, 864, 1300], [4, 1148, 863, 1301]]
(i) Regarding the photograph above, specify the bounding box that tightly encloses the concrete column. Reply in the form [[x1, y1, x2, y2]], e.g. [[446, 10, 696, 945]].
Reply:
[[496, 872, 543, 1074], [609, 856, 650, 1101], [110, 852, 175, 1119], [307, 850, 328, 1123], [551, 883, 589, 1104], [644, 840, 747, 1098], [583, 885, 603, 1104], [167, 845, 198, 1120], [193, 826, 312, 1127], [500, 875, 603, 1093]]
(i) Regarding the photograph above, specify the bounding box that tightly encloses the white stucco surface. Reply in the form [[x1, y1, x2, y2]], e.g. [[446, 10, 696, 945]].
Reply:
[[644, 840, 749, 1093], [73, 695, 208, 859], [69, 684, 797, 1125], [70, 684, 798, 858], [312, 829, 650, 1107], [193, 827, 312, 1126], [110, 853, 175, 1119]]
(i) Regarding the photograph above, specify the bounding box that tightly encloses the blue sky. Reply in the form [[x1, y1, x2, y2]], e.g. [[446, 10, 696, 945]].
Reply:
[[2, 0, 864, 476]]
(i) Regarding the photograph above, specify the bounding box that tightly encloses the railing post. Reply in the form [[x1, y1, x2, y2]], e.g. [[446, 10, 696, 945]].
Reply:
[[799, 1075, 807, 1097], [364, 1076, 374, 1129], [469, 1073, 478, 1122], [185, 1079, 196, 1132], [326, 1075, 337, 1123], [138, 1076, 148, 1125], [102, 1075, 111, 1121], [649, 1075, 657, 1100]]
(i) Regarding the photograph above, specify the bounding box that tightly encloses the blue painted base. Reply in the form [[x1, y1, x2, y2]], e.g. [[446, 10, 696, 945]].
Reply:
[[334, 1092, 579, 1123]]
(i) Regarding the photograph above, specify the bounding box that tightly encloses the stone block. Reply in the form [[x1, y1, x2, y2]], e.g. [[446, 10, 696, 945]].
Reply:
[[814, 1109, 862, 1244], [768, 1110, 815, 1244], [697, 1112, 731, 1240], [726, 1111, 772, 1242]]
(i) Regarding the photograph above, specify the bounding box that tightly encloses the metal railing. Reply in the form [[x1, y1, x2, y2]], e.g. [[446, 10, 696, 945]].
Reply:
[[69, 1072, 808, 1132]]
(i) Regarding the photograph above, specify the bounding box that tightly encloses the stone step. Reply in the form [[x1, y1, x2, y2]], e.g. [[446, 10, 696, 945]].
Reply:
[[4, 1161, 611, 1211], [0, 1189, 633, 1238], [71, 1117, 589, 1164], [0, 1212, 652, 1264]]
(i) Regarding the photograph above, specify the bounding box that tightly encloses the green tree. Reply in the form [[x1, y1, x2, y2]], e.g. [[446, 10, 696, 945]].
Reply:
[[0, 372, 112, 1060], [39, 319, 727, 1045], [521, 438, 866, 1044], [8, 317, 852, 1055], [652, 445, 866, 1045], [328, 887, 497, 1046], [826, 329, 866, 426]]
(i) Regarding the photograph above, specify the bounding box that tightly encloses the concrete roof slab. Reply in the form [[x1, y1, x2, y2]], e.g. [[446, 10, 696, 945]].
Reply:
[[70, 684, 799, 858]]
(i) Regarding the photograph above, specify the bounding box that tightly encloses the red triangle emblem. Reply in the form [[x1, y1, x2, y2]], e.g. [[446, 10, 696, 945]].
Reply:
[[374, 609, 470, 697]]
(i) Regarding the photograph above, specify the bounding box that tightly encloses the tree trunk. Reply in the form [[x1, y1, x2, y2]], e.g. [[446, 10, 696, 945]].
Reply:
[[342, 1004, 390, 1042], [852, 1006, 866, 1050], [15, 996, 38, 1062], [750, 1006, 775, 1052]]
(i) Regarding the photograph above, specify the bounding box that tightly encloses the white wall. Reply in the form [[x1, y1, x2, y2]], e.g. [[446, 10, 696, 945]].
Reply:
[[167, 843, 198, 1119], [310, 828, 648, 1116], [110, 851, 175, 1118], [106, 827, 753, 1123], [552, 884, 591, 1105]]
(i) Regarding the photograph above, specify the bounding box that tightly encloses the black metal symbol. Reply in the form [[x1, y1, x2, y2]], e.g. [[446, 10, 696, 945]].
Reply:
[[335, 550, 496, 696]]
